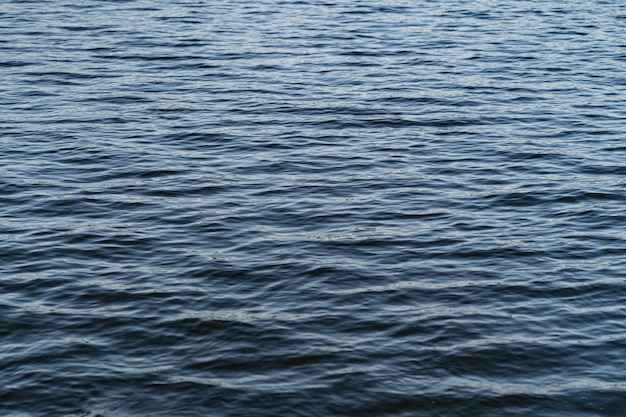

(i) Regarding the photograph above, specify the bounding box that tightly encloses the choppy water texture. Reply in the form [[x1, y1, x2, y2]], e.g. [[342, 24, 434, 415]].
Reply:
[[2, 0, 626, 415]]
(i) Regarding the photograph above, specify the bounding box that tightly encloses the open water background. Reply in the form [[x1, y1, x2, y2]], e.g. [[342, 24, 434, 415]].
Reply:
[[2, 0, 626, 415]]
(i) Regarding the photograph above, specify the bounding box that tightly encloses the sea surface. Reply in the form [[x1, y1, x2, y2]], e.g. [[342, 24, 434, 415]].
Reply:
[[2, 0, 626, 416]]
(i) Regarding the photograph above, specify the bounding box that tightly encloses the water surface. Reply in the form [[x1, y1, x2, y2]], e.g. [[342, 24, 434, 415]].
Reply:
[[2, 0, 626, 416]]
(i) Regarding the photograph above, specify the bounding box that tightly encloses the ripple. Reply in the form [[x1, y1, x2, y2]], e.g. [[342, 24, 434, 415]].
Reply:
[[3, 0, 626, 416]]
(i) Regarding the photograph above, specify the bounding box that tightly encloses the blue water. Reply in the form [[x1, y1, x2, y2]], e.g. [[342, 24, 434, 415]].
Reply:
[[2, 0, 626, 416]]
